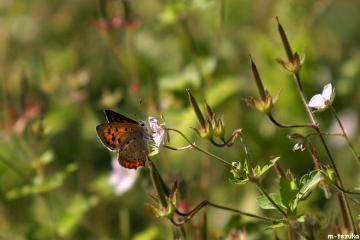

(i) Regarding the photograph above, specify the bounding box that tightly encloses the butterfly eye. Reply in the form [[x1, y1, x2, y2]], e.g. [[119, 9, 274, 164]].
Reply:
[[140, 123, 145, 127]]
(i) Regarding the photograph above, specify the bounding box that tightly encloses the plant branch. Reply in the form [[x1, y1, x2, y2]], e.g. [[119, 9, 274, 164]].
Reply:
[[174, 200, 277, 224], [267, 113, 314, 129], [165, 127, 232, 167]]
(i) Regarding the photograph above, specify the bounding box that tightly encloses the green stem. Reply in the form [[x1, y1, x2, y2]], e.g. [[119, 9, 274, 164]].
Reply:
[[239, 135, 254, 169], [267, 113, 314, 129], [166, 128, 232, 167], [163, 144, 193, 151], [209, 135, 237, 147], [304, 131, 343, 141], [175, 200, 277, 224], [292, 72, 357, 233]]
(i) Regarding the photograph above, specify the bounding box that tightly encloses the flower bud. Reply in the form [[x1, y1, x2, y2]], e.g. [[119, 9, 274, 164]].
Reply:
[[187, 89, 206, 129], [213, 116, 225, 139]]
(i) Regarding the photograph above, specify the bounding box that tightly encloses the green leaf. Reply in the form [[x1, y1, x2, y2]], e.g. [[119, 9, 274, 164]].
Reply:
[[279, 177, 299, 211], [263, 219, 288, 230], [297, 171, 322, 199], [229, 161, 249, 185], [297, 215, 306, 223], [255, 157, 280, 177], [229, 177, 249, 185], [288, 171, 322, 209], [256, 193, 287, 210]]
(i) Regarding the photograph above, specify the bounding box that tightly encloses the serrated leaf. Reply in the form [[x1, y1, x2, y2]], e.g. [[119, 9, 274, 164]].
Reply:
[[256, 157, 280, 177], [229, 177, 249, 185], [297, 171, 322, 199], [280, 177, 299, 211], [297, 215, 306, 222], [289, 171, 322, 208], [256, 193, 287, 210]]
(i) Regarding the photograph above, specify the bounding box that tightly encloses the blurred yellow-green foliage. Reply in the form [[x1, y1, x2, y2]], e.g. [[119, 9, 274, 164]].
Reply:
[[1, 0, 360, 239]]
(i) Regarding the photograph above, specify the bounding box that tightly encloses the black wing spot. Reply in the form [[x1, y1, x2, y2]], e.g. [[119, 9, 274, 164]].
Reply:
[[126, 141, 130, 144], [107, 129, 111, 133], [112, 133, 115, 137], [115, 128, 118, 132], [125, 128, 128, 131], [118, 139, 121, 143], [112, 136, 115, 141]]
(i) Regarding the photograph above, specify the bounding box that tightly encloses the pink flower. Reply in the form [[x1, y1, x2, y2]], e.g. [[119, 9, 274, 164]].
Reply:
[[108, 158, 138, 195], [147, 116, 165, 156], [148, 116, 165, 147]]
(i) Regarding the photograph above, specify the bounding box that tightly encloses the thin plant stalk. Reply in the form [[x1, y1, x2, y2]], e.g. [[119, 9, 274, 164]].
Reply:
[[293, 69, 357, 233], [175, 200, 277, 224], [165, 127, 232, 167], [238, 133, 287, 218], [277, 18, 357, 232], [267, 113, 314, 129]]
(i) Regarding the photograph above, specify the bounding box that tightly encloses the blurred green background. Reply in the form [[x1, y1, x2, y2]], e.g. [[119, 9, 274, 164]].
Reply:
[[1, 0, 360, 239]]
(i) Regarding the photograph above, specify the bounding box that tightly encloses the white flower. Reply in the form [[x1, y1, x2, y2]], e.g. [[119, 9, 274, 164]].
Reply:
[[308, 83, 335, 112], [148, 116, 165, 147], [108, 158, 138, 195]]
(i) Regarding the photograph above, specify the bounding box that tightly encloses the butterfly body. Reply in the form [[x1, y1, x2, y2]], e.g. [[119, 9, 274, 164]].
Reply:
[[96, 110, 149, 169]]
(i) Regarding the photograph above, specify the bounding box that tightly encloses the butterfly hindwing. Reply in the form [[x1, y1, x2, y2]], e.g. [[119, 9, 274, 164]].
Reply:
[[104, 109, 138, 124], [117, 130, 148, 169]]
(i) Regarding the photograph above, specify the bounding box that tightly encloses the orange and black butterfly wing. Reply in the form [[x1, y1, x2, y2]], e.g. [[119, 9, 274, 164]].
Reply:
[[117, 131, 148, 169], [104, 109, 138, 124], [96, 122, 137, 151]]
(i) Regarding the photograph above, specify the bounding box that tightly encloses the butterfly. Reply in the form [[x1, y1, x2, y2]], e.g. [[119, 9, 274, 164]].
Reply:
[[96, 110, 149, 169]]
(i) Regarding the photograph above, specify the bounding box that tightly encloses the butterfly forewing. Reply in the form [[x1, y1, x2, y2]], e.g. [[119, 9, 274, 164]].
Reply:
[[104, 109, 138, 124], [96, 122, 140, 151]]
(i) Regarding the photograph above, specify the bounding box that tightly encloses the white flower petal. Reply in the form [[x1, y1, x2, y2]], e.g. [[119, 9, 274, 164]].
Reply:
[[322, 83, 333, 101], [308, 94, 325, 109]]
